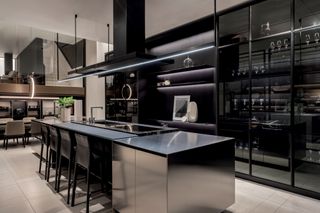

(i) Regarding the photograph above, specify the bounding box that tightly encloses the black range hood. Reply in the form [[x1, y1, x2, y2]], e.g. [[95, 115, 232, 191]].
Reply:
[[68, 0, 172, 78]]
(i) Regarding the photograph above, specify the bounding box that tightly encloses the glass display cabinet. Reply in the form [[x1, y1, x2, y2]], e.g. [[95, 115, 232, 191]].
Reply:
[[218, 0, 320, 198]]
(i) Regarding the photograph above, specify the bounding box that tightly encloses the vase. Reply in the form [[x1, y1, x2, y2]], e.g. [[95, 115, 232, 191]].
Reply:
[[183, 56, 194, 68], [187, 102, 198, 123], [60, 107, 71, 122]]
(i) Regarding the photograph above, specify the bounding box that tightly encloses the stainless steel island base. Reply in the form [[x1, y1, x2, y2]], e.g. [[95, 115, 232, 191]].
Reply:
[[113, 131, 235, 213]]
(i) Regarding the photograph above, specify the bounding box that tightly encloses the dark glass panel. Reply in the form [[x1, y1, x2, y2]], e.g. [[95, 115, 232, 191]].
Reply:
[[294, 30, 320, 193], [295, 0, 320, 29], [219, 8, 249, 46], [219, 43, 250, 174], [252, 0, 290, 39], [250, 34, 291, 184]]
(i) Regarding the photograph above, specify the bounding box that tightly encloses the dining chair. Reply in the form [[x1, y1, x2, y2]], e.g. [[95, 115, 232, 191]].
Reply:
[[4, 120, 26, 150], [23, 117, 37, 123]]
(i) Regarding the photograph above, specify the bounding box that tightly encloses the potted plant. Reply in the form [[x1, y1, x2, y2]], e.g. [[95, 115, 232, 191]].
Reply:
[[57, 96, 74, 122]]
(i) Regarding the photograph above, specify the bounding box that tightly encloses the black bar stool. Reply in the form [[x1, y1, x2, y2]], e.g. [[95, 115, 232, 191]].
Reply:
[[47, 126, 60, 191], [57, 128, 75, 204], [39, 124, 50, 180], [71, 133, 105, 213]]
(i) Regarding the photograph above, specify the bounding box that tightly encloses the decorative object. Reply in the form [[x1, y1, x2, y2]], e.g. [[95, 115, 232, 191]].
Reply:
[[157, 80, 171, 87], [183, 56, 194, 68], [276, 40, 282, 51], [254, 66, 259, 74], [260, 22, 270, 36], [173, 96, 190, 121], [283, 39, 289, 49], [315, 32, 320, 44], [306, 34, 311, 45], [56, 96, 74, 122], [270, 42, 275, 52], [121, 84, 132, 100], [187, 101, 198, 123]]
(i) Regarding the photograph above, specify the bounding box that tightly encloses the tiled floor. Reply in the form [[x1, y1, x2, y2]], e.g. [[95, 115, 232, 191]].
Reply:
[[1, 140, 320, 213]]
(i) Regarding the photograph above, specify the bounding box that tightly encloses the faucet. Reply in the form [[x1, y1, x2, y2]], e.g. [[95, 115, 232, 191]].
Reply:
[[89, 106, 103, 124]]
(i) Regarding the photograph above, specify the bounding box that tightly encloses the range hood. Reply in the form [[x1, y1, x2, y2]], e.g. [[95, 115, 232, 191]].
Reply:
[[66, 0, 172, 79]]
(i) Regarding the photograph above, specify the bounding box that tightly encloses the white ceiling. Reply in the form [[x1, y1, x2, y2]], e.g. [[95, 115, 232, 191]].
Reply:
[[0, 0, 248, 57]]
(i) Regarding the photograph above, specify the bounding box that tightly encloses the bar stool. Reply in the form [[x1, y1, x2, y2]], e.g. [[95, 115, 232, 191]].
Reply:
[[57, 128, 75, 204], [39, 124, 50, 179], [71, 133, 105, 213], [27, 120, 42, 144], [47, 126, 60, 191]]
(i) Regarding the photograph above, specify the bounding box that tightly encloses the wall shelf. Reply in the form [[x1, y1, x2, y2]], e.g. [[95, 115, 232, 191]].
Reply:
[[156, 120, 216, 135]]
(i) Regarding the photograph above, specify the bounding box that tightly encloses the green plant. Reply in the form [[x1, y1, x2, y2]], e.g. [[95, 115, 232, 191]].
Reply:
[[57, 96, 74, 108]]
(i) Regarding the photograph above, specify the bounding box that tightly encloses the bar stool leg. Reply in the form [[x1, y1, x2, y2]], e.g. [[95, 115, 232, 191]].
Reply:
[[86, 167, 91, 213], [47, 150, 52, 182], [5, 138, 8, 150], [54, 152, 59, 191], [67, 158, 72, 204], [71, 164, 79, 207], [45, 145, 49, 180], [39, 143, 44, 173], [57, 155, 63, 193]]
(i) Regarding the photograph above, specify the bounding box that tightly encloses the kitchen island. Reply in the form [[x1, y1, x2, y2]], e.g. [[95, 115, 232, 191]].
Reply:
[[34, 119, 235, 213]]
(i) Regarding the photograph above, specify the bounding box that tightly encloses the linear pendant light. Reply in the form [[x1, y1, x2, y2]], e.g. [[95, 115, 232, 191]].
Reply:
[[58, 44, 214, 82]]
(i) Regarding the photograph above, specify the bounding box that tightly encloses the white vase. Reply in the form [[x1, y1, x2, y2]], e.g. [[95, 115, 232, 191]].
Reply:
[[187, 102, 198, 123], [60, 107, 71, 122]]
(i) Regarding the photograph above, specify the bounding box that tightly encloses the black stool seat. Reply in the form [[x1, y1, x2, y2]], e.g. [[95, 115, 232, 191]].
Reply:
[[71, 133, 105, 213], [47, 126, 60, 191], [57, 128, 75, 204], [39, 125, 50, 180]]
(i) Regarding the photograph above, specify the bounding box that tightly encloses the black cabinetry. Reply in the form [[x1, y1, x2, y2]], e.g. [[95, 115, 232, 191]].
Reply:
[[218, 0, 320, 196]]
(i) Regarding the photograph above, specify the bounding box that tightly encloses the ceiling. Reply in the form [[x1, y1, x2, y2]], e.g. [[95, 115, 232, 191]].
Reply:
[[0, 0, 247, 57]]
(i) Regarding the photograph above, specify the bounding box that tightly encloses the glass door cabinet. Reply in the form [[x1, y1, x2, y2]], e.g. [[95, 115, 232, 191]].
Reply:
[[218, 0, 320, 197]]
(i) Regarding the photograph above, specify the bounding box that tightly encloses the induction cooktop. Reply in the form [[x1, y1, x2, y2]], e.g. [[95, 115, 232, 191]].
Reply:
[[73, 120, 177, 136]]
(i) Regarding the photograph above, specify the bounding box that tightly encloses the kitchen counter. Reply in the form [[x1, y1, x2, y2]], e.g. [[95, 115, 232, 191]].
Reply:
[[115, 131, 233, 156], [113, 131, 235, 213], [34, 119, 137, 140], [34, 119, 235, 213]]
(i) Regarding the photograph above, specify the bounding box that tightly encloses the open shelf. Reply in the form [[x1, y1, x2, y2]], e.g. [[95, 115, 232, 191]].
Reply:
[[155, 120, 216, 135], [153, 64, 214, 75]]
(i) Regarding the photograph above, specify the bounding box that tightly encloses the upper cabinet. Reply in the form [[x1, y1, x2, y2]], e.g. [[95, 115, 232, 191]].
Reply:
[[219, 8, 249, 46], [252, 0, 291, 39], [295, 0, 320, 29]]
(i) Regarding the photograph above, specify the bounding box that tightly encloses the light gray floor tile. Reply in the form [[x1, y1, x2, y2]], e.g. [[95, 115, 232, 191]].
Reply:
[[0, 199, 35, 213], [1, 140, 320, 213]]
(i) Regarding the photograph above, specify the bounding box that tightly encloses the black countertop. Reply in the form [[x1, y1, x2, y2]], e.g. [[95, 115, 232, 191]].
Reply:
[[114, 131, 234, 156], [34, 119, 137, 140], [34, 119, 234, 156]]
